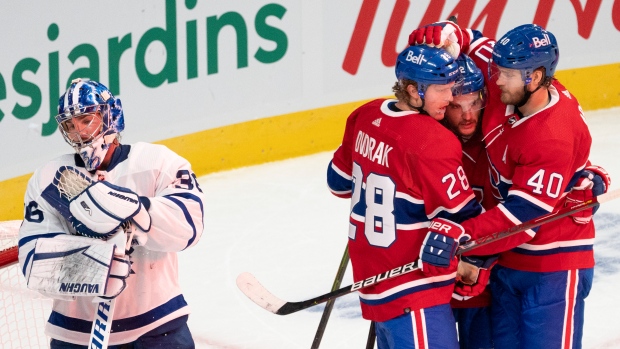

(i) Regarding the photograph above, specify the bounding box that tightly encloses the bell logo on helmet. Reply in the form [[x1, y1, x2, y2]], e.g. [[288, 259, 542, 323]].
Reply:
[[405, 51, 427, 65], [532, 33, 552, 48]]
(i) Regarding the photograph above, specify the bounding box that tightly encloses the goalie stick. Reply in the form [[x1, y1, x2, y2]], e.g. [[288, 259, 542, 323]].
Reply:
[[237, 188, 620, 315]]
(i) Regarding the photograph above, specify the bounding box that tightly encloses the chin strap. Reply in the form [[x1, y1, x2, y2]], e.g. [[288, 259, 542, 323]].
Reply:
[[515, 83, 544, 108], [407, 100, 428, 115]]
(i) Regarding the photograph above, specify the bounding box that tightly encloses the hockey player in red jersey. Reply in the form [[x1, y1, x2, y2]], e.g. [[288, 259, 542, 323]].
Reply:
[[411, 23, 611, 348], [327, 45, 482, 349], [445, 53, 496, 349]]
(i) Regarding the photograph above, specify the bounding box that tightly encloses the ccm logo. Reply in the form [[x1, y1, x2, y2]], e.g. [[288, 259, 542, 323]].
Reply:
[[430, 221, 452, 233]]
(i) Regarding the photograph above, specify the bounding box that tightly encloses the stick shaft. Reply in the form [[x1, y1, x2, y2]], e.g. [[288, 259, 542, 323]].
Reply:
[[311, 246, 349, 349]]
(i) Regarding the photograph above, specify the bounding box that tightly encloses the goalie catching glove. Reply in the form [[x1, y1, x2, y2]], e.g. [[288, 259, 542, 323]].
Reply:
[[69, 180, 151, 238], [26, 234, 131, 301]]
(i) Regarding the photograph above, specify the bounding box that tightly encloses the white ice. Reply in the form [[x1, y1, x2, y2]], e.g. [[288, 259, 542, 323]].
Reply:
[[182, 106, 620, 348]]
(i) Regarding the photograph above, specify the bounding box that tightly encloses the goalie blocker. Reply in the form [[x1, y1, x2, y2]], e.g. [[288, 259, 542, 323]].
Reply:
[[26, 234, 130, 302]]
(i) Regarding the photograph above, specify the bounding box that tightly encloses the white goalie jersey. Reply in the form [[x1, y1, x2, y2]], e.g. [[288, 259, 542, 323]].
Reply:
[[18, 142, 205, 345]]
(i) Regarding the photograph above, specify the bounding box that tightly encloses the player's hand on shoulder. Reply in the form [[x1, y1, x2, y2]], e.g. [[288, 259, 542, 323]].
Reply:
[[69, 181, 151, 238], [419, 218, 470, 276], [566, 164, 611, 224]]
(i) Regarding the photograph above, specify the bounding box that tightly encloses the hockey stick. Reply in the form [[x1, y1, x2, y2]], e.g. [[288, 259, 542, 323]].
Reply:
[[366, 321, 376, 349], [236, 188, 620, 315], [311, 246, 349, 349]]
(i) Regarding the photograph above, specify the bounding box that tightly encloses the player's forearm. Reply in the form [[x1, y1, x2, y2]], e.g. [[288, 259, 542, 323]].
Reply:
[[138, 195, 205, 252], [461, 203, 536, 256]]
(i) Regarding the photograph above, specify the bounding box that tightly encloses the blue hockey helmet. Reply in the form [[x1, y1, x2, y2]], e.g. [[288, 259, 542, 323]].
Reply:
[[492, 24, 559, 83], [56, 78, 125, 170], [395, 45, 461, 97], [454, 54, 484, 95]]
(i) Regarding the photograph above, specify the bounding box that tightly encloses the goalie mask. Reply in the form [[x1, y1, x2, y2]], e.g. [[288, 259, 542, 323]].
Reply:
[[56, 78, 125, 171]]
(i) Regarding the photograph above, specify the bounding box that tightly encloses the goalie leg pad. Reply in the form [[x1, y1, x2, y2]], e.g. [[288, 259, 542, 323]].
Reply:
[[27, 235, 130, 300]]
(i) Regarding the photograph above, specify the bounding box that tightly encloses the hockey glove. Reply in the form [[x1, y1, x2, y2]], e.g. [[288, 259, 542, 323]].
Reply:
[[566, 165, 611, 224], [69, 181, 152, 238], [453, 255, 498, 301], [408, 21, 470, 58], [419, 218, 470, 274], [585, 164, 611, 197]]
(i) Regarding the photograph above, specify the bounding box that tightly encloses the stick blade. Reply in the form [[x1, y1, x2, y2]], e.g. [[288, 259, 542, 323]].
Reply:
[[236, 272, 286, 314]]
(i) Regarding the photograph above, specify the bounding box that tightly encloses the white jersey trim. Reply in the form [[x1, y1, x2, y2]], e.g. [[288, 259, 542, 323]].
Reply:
[[462, 150, 476, 164], [351, 212, 365, 223], [352, 213, 430, 231], [397, 222, 431, 231], [427, 193, 476, 219], [380, 99, 419, 117], [518, 238, 594, 251], [497, 204, 536, 237], [395, 191, 424, 204], [331, 162, 351, 180]]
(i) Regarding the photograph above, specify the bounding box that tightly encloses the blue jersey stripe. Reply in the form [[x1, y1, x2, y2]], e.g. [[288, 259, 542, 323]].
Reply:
[[163, 194, 199, 249], [48, 294, 188, 333], [512, 245, 593, 256], [327, 161, 352, 193]]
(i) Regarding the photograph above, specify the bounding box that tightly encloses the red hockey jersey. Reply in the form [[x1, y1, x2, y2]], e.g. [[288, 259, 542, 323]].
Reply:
[[327, 99, 481, 322], [461, 131, 496, 212], [451, 130, 495, 309], [459, 37, 594, 272]]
